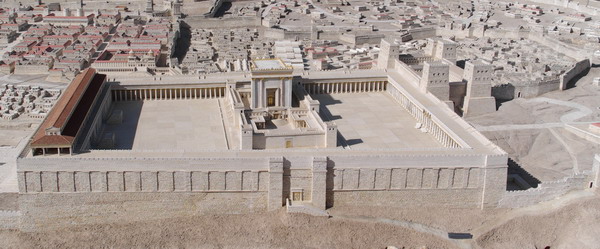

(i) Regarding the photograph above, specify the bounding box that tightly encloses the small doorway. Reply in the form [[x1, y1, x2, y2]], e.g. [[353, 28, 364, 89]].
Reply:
[[285, 139, 293, 148], [267, 89, 277, 107], [292, 191, 303, 201]]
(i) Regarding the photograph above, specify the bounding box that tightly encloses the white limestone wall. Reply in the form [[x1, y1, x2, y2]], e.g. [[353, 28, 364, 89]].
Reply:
[[394, 60, 421, 84], [17, 157, 270, 193], [328, 153, 507, 208], [15, 153, 506, 230], [328, 164, 491, 208], [18, 170, 270, 193], [252, 132, 325, 150]]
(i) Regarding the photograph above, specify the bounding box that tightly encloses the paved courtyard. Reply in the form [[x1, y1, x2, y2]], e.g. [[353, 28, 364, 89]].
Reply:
[[313, 92, 441, 149], [101, 99, 228, 151]]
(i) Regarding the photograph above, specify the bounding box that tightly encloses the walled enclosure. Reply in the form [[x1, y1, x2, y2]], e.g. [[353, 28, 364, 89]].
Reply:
[[16, 68, 507, 229]]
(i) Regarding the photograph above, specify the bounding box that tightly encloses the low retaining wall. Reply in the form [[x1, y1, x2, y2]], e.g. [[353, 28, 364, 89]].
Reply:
[[499, 170, 596, 208], [560, 59, 591, 90]]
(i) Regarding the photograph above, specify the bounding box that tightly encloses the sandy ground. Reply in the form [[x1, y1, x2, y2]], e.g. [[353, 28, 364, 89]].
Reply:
[[468, 67, 600, 182], [0, 209, 459, 249], [476, 191, 600, 249], [0, 191, 598, 248]]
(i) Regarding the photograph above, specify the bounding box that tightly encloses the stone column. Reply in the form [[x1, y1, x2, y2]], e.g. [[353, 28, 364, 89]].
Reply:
[[268, 157, 284, 211], [312, 157, 328, 210]]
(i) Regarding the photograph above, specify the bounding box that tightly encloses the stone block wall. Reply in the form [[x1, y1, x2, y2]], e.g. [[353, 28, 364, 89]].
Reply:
[[17, 153, 506, 217], [19, 170, 270, 193], [329, 165, 505, 208], [332, 167, 482, 191], [498, 170, 593, 208]]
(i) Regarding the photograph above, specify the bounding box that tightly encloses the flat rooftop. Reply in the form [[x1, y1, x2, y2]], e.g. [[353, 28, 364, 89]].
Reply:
[[313, 92, 442, 149], [253, 59, 287, 70], [99, 99, 228, 150]]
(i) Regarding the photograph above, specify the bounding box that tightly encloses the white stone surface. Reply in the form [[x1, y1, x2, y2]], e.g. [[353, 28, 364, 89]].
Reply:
[[314, 92, 441, 149], [102, 99, 228, 150]]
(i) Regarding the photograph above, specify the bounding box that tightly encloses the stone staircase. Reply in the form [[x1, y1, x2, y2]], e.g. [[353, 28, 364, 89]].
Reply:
[[218, 99, 240, 149]]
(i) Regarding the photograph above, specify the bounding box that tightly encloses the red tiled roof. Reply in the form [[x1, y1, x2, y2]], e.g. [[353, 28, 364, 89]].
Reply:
[[30, 68, 106, 148]]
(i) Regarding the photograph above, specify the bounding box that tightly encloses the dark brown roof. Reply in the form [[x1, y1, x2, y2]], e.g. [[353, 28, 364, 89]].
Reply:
[[31, 68, 106, 148]]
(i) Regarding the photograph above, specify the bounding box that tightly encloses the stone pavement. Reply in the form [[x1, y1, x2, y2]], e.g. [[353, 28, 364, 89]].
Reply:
[[0, 135, 29, 193], [102, 99, 228, 151], [314, 92, 441, 149]]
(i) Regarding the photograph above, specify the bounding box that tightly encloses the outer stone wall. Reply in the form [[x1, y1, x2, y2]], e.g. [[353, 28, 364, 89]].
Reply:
[[328, 166, 490, 208], [16, 153, 507, 231], [19, 170, 270, 193]]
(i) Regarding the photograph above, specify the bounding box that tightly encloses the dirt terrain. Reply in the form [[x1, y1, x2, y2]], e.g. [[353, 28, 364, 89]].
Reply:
[[0, 191, 597, 248]]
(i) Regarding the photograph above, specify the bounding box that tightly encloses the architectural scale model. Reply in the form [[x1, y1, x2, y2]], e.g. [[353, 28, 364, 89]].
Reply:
[[0, 0, 599, 248]]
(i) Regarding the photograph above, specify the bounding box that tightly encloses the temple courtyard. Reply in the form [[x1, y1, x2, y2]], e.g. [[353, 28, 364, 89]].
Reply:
[[100, 99, 229, 151], [313, 92, 441, 149]]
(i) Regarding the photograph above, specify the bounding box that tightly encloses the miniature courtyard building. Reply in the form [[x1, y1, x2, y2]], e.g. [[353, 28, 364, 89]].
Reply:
[[18, 59, 507, 212]]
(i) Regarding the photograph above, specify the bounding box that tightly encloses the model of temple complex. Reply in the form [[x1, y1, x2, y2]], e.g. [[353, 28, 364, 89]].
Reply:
[[0, 1, 599, 246]]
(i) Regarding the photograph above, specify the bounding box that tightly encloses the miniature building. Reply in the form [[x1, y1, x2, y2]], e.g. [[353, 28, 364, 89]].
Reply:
[[29, 68, 107, 156], [18, 59, 507, 212], [462, 60, 496, 117], [420, 61, 451, 105], [250, 59, 293, 109], [377, 38, 399, 69]]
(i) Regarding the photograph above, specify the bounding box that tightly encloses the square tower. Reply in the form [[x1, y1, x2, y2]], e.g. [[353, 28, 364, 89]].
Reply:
[[420, 61, 450, 101], [434, 39, 457, 63], [463, 60, 496, 117], [377, 38, 399, 69]]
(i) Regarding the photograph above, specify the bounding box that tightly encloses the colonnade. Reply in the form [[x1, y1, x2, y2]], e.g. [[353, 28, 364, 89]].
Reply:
[[303, 81, 387, 95], [387, 84, 460, 148], [96, 68, 136, 73], [111, 87, 226, 101]]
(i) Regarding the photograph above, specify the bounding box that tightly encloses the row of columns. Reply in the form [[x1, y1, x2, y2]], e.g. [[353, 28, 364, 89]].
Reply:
[[304, 81, 387, 95], [388, 84, 460, 148], [33, 147, 72, 156], [96, 68, 135, 73], [112, 88, 226, 101]]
